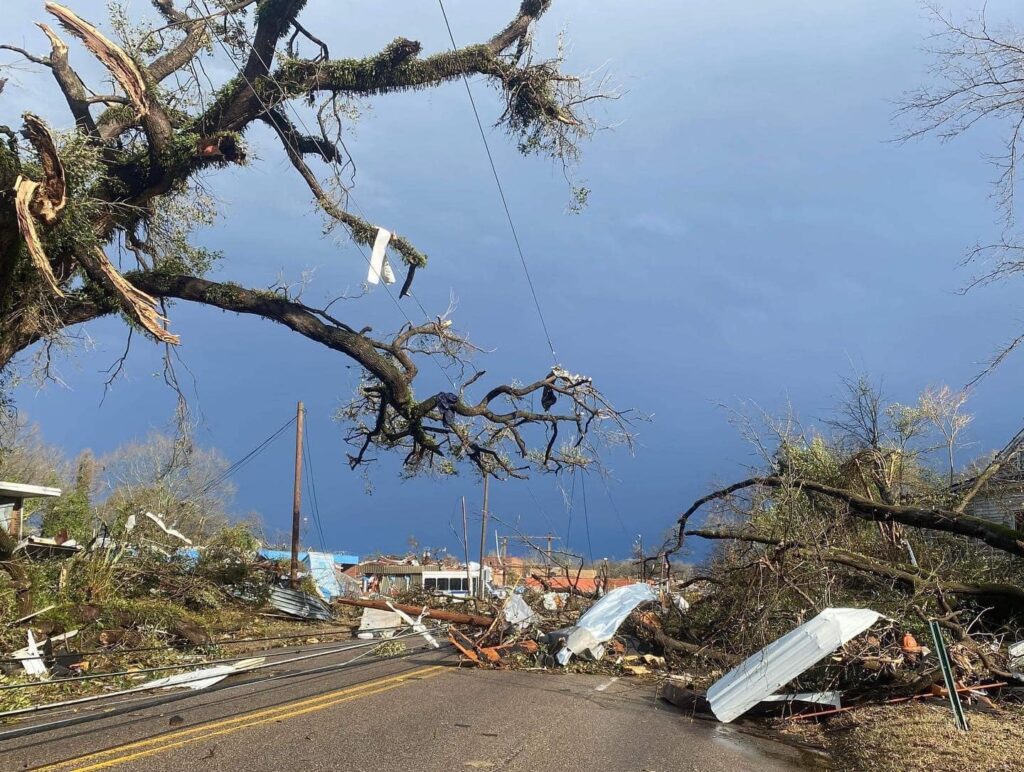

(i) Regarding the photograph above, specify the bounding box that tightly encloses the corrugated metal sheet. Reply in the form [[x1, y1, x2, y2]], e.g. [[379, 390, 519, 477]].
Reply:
[[268, 586, 333, 621], [707, 607, 880, 723], [359, 563, 426, 576]]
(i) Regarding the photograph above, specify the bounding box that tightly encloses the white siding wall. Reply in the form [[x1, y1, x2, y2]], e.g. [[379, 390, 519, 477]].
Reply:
[[966, 491, 1024, 528]]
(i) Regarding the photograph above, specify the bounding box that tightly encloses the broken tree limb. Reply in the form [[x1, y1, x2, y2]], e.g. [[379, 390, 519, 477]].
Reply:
[[335, 597, 493, 627], [75, 248, 179, 344], [686, 527, 1024, 606], [13, 176, 64, 296], [674, 476, 1024, 559], [21, 114, 66, 224], [45, 3, 148, 117], [635, 616, 741, 666]]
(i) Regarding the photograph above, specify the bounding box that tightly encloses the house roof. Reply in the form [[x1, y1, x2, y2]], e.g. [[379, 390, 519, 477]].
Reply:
[[0, 481, 62, 500], [523, 576, 639, 593]]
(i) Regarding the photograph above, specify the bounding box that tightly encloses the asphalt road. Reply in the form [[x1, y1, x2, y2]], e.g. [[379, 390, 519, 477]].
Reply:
[[0, 639, 818, 771]]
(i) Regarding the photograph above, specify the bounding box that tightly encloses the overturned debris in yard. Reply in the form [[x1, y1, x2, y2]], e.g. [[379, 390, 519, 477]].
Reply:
[[707, 607, 882, 723]]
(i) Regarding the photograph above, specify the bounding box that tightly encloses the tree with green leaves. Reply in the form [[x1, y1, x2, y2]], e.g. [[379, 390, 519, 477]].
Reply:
[[0, 1, 628, 479], [41, 447, 93, 541]]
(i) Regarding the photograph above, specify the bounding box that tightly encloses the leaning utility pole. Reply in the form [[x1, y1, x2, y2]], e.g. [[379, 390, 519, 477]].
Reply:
[[477, 473, 490, 599], [289, 401, 305, 588]]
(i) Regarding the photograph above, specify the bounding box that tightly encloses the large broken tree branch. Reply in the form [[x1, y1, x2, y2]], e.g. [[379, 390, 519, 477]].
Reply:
[[687, 527, 1024, 606], [675, 476, 1024, 558]]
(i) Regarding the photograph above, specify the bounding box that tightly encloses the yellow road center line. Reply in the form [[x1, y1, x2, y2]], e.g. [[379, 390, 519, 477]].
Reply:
[[35, 665, 445, 772]]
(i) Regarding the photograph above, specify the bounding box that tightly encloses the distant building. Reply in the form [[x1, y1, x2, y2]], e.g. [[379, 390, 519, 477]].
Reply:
[[349, 558, 491, 597], [954, 428, 1024, 530]]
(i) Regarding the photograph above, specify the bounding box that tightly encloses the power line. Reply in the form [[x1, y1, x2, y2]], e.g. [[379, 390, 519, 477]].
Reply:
[[196, 414, 296, 498], [302, 421, 328, 551], [581, 472, 594, 564], [436, 0, 558, 364], [597, 472, 631, 541]]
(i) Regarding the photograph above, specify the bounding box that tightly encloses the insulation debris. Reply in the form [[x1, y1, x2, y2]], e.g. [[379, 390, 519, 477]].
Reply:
[[555, 583, 658, 665]]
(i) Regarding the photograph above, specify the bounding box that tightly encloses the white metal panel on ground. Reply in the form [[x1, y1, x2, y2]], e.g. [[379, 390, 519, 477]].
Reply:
[[556, 583, 658, 665], [707, 607, 880, 723]]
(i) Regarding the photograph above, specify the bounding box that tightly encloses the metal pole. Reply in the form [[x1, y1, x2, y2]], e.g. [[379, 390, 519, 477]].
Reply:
[[477, 473, 489, 599], [289, 401, 305, 589]]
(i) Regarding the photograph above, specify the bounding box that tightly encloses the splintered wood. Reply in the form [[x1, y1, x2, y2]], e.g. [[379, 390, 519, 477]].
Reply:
[[45, 2, 150, 116], [82, 248, 180, 345], [14, 177, 65, 297]]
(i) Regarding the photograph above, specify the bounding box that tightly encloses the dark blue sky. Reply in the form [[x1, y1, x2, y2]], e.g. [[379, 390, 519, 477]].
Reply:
[[4, 0, 1024, 562]]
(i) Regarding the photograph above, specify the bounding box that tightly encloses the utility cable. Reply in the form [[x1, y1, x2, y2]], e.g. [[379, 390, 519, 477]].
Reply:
[[436, 0, 558, 364], [196, 414, 296, 498]]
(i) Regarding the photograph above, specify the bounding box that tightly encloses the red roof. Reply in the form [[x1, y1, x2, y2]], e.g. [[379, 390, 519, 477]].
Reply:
[[523, 576, 639, 593]]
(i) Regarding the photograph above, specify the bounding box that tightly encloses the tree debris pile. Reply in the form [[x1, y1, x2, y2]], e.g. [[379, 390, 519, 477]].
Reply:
[[782, 701, 1024, 772]]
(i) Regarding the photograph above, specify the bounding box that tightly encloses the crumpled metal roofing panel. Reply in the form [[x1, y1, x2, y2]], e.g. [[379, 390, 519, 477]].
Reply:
[[707, 607, 880, 723]]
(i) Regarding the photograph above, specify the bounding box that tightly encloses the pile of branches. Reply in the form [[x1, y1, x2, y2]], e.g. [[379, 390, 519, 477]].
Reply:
[[646, 383, 1024, 697]]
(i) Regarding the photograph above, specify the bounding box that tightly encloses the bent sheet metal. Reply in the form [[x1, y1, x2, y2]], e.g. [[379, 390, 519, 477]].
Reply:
[[707, 607, 880, 723]]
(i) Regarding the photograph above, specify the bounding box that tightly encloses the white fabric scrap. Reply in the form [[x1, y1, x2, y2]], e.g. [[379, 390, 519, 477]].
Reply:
[[707, 607, 880, 723], [556, 583, 658, 666], [368, 228, 395, 285]]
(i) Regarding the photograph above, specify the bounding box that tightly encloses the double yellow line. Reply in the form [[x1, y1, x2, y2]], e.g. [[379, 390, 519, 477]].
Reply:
[[36, 665, 446, 771]]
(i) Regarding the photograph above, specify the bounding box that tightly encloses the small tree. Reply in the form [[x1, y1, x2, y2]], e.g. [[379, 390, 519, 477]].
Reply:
[[41, 447, 93, 541]]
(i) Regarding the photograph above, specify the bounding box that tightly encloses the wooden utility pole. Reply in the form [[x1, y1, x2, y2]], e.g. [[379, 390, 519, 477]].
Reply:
[[477, 473, 490, 599], [461, 496, 472, 595], [289, 401, 305, 588]]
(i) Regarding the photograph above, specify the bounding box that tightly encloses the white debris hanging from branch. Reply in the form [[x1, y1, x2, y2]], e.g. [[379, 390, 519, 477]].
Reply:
[[367, 227, 396, 285]]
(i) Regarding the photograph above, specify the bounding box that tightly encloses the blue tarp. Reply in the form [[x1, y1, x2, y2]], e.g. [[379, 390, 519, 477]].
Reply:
[[258, 549, 359, 566], [305, 551, 343, 600]]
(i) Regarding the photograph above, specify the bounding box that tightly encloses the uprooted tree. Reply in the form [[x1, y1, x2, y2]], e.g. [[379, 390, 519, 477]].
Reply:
[[0, 1, 629, 481], [656, 378, 1024, 683]]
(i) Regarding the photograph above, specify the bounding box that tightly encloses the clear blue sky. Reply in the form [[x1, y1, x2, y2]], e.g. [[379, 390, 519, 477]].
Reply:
[[4, 0, 1023, 562]]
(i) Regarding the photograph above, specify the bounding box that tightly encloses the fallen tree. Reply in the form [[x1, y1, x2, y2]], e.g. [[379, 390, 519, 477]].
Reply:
[[654, 379, 1024, 686]]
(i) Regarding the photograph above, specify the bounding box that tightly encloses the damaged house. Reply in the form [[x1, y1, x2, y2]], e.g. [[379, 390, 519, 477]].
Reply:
[[954, 427, 1024, 529]]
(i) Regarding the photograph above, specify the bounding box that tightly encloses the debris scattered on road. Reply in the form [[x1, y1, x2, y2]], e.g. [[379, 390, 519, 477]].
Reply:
[[357, 608, 403, 639]]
